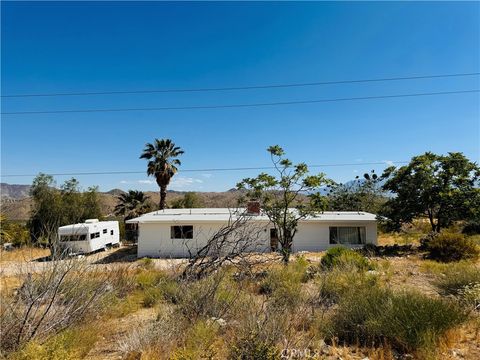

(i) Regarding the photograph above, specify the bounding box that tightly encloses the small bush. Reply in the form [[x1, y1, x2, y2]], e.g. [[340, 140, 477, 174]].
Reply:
[[426, 233, 479, 262], [462, 220, 480, 235], [138, 257, 154, 270], [321, 246, 372, 270], [258, 259, 308, 310], [315, 264, 379, 306], [433, 262, 480, 309], [329, 286, 468, 354]]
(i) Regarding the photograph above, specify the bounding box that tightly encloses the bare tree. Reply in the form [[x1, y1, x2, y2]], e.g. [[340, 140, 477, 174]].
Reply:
[[181, 209, 271, 279]]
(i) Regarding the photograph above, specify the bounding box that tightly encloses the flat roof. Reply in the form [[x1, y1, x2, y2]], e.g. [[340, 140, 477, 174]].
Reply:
[[126, 208, 377, 224]]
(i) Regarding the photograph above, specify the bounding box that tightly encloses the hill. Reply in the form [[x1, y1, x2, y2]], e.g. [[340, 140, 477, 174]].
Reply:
[[0, 185, 242, 220]]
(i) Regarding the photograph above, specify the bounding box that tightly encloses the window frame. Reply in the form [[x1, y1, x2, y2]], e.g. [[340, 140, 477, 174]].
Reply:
[[170, 225, 194, 240], [329, 226, 366, 245]]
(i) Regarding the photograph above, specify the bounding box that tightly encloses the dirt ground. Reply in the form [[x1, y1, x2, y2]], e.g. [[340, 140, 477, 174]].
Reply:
[[1, 243, 479, 359]]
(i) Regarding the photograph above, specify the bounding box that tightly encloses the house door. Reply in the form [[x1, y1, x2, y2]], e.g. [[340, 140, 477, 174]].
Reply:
[[270, 229, 278, 251]]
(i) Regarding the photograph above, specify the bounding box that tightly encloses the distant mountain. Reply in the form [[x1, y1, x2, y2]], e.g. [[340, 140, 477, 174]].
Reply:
[[105, 188, 126, 196], [0, 183, 31, 199]]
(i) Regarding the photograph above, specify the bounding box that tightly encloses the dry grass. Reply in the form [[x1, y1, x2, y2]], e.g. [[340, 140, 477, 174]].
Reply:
[[0, 247, 50, 263]]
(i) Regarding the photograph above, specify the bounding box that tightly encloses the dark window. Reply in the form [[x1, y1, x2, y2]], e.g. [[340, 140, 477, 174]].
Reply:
[[171, 226, 193, 239], [111, 230, 114, 235], [329, 227, 366, 245], [90, 233, 95, 240], [79, 234, 86, 241], [103, 229, 107, 234]]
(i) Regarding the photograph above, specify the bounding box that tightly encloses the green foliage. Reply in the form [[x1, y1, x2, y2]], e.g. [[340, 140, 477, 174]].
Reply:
[[320, 246, 372, 270], [237, 145, 331, 263], [259, 258, 308, 309], [327, 170, 388, 213], [114, 190, 153, 220], [329, 286, 468, 354], [170, 320, 219, 360], [229, 334, 279, 360], [0, 219, 30, 246], [433, 262, 480, 308], [140, 138, 184, 209], [27, 174, 102, 245], [425, 233, 479, 262], [171, 192, 204, 209], [382, 152, 480, 232]]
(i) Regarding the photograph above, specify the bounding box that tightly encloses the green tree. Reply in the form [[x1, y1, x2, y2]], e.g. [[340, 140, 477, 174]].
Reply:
[[114, 190, 152, 220], [171, 192, 204, 208], [381, 152, 480, 232], [327, 170, 387, 213], [28, 174, 63, 245], [237, 145, 331, 263], [28, 174, 103, 247], [140, 138, 184, 210]]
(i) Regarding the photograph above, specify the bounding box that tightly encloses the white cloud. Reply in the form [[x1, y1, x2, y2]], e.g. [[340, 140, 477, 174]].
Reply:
[[120, 180, 129, 184], [138, 180, 155, 184], [383, 160, 394, 166], [201, 173, 213, 178], [170, 177, 203, 189], [353, 169, 358, 173]]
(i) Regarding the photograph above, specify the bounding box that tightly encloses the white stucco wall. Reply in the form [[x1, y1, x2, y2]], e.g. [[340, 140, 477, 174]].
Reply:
[[137, 220, 377, 258], [293, 221, 377, 252]]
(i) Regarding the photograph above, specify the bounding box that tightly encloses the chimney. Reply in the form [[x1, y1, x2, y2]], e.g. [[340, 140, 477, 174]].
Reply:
[[246, 200, 261, 215]]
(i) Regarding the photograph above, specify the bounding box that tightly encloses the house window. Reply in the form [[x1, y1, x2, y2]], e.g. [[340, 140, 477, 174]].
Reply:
[[329, 226, 366, 245], [171, 226, 193, 239], [103, 229, 107, 234]]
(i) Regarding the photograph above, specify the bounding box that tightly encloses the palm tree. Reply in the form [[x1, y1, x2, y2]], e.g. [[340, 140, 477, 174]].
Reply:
[[139, 138, 184, 209], [114, 190, 152, 220]]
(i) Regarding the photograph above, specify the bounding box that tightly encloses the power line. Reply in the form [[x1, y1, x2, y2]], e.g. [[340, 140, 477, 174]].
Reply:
[[0, 161, 413, 178], [2, 72, 479, 98], [2, 89, 479, 115]]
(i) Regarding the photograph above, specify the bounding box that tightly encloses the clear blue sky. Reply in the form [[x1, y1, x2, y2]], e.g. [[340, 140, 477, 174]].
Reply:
[[2, 1, 479, 192]]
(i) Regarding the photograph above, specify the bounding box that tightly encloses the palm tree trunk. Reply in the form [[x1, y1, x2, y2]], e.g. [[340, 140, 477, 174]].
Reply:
[[159, 185, 167, 210]]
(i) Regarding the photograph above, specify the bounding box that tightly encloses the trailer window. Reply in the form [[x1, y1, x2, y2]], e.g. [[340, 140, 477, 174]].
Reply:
[[171, 226, 193, 239], [103, 229, 107, 234], [61, 234, 87, 242], [110, 230, 114, 235], [329, 227, 366, 245], [90, 232, 100, 239]]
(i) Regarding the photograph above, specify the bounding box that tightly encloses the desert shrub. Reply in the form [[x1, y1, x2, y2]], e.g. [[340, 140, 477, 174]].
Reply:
[[433, 262, 480, 309], [329, 286, 468, 354], [138, 257, 154, 270], [0, 258, 114, 354], [170, 320, 220, 360], [320, 246, 372, 270], [118, 307, 187, 357], [314, 264, 379, 307], [425, 233, 479, 262], [258, 260, 307, 310], [142, 288, 163, 308], [228, 300, 284, 360], [175, 272, 240, 321], [462, 220, 480, 235]]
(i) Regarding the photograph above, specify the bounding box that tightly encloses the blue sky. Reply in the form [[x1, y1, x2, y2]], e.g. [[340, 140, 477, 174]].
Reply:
[[1, 1, 479, 192]]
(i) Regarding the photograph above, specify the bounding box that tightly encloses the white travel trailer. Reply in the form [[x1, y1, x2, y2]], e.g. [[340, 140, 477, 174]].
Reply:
[[58, 219, 120, 255]]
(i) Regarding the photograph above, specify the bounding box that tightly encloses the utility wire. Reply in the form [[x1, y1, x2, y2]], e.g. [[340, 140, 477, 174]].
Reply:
[[2, 72, 479, 98], [2, 89, 479, 115], [0, 161, 415, 178]]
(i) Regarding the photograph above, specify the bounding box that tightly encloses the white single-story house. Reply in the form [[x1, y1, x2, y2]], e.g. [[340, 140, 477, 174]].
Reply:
[[126, 207, 377, 258]]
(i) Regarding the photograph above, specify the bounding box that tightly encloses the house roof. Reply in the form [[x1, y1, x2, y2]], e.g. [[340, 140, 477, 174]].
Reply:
[[126, 208, 377, 224]]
